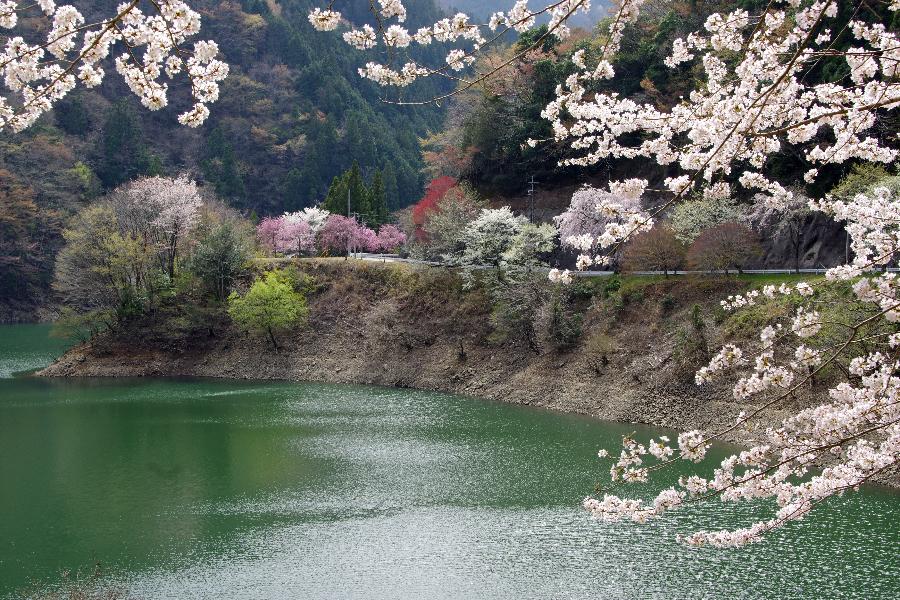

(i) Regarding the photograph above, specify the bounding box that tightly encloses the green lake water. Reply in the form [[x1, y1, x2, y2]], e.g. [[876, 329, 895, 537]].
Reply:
[[0, 324, 898, 598]]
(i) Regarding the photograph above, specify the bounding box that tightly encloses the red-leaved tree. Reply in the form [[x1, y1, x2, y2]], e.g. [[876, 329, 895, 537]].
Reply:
[[411, 176, 458, 241]]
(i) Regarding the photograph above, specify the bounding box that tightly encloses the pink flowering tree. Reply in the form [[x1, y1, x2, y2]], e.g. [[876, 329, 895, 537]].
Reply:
[[275, 217, 315, 256], [318, 215, 377, 257], [257, 209, 331, 256], [309, 0, 900, 546], [256, 217, 281, 254], [375, 224, 407, 253], [0, 1, 227, 131], [356, 225, 379, 253]]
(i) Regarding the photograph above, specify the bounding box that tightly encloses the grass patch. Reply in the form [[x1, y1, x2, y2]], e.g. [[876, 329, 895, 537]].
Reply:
[[734, 273, 826, 287]]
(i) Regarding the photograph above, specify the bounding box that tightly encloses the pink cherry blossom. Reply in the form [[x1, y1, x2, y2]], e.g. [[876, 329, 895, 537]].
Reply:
[[375, 224, 407, 253]]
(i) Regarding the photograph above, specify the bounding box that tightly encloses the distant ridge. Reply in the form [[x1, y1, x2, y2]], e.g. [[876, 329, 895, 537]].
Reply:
[[436, 0, 610, 28]]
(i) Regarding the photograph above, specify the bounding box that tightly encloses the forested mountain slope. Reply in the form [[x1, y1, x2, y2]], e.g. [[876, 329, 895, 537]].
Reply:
[[438, 0, 610, 27], [0, 0, 451, 317], [428, 1, 898, 197]]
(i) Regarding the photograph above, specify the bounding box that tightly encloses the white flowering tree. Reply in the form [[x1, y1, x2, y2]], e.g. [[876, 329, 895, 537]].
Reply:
[[0, 0, 227, 132], [554, 183, 646, 271], [113, 175, 202, 279], [453, 206, 526, 268], [308, 0, 900, 547], [293, 207, 331, 233]]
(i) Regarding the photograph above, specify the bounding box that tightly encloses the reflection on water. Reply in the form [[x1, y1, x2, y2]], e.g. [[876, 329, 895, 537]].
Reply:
[[0, 324, 72, 378], [0, 326, 898, 599]]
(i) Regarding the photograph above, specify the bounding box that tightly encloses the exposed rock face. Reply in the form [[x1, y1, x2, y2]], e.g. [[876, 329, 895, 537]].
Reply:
[[760, 213, 848, 270]]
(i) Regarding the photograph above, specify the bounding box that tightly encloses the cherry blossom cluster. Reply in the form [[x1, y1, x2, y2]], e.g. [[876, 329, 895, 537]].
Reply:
[[720, 280, 814, 311], [554, 182, 653, 268], [548, 268, 573, 284], [584, 187, 900, 546], [257, 209, 407, 256], [0, 1, 227, 132], [123, 174, 202, 236], [308, 1, 595, 89], [543, 0, 900, 238]]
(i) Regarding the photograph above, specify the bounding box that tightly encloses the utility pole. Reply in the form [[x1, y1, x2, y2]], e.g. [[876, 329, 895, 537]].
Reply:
[[527, 175, 536, 224], [347, 187, 355, 259]]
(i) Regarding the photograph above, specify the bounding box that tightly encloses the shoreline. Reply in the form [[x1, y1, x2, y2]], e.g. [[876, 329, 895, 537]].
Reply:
[[37, 261, 892, 485], [39, 354, 900, 491], [39, 333, 796, 449]]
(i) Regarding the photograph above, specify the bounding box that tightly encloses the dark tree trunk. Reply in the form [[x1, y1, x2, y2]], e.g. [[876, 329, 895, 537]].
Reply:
[[267, 326, 279, 353]]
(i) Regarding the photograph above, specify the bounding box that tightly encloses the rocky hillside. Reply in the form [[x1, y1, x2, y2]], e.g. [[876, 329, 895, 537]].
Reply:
[[42, 260, 822, 446], [438, 0, 611, 27]]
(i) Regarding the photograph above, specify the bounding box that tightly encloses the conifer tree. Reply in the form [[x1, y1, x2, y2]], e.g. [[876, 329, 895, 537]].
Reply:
[[382, 163, 401, 211], [323, 173, 349, 216], [344, 112, 377, 170], [369, 170, 388, 225], [94, 100, 152, 190], [54, 94, 90, 136], [282, 167, 317, 212], [324, 162, 372, 222], [346, 162, 371, 223], [202, 127, 246, 204]]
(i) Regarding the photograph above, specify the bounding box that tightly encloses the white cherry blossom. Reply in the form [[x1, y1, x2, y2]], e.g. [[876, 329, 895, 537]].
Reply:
[[0, 1, 227, 132]]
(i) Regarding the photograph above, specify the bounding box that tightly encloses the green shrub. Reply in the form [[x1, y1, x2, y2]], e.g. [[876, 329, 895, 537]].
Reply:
[[584, 331, 618, 372], [673, 326, 709, 374], [690, 304, 705, 332], [569, 278, 598, 300], [672, 304, 710, 378], [487, 274, 547, 350], [189, 220, 251, 301], [227, 270, 309, 352], [598, 275, 621, 299], [622, 287, 645, 305], [660, 294, 676, 312], [545, 291, 584, 350], [270, 264, 318, 296]]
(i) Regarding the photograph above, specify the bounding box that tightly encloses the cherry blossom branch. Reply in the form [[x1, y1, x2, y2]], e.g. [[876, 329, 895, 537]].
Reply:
[[0, 1, 227, 131]]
